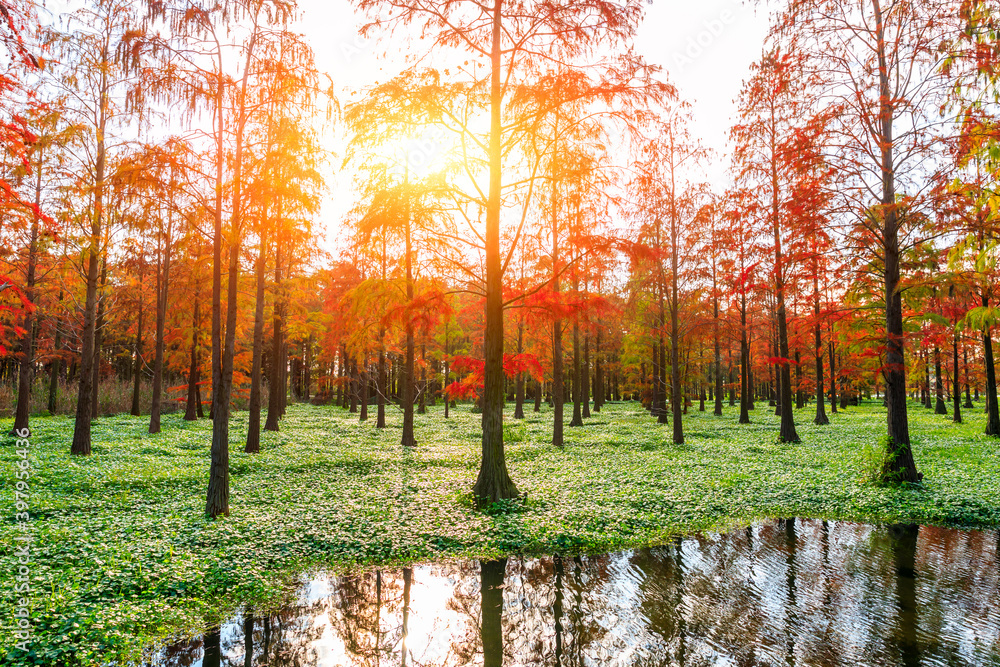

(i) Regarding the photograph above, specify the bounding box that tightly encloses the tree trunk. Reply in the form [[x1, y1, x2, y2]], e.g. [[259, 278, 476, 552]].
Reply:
[[349, 358, 359, 413], [265, 239, 283, 432], [246, 228, 268, 453], [360, 354, 369, 422], [184, 290, 202, 422], [551, 162, 564, 448], [279, 331, 288, 416], [418, 341, 426, 415], [794, 348, 804, 409], [934, 346, 947, 415], [952, 332, 962, 423], [304, 334, 312, 401], [71, 67, 109, 456], [594, 328, 603, 413], [713, 302, 723, 417], [207, 63, 244, 517], [728, 366, 735, 406], [401, 181, 415, 447], [90, 246, 109, 419], [582, 329, 591, 418], [48, 292, 64, 415], [873, 0, 917, 483], [336, 351, 343, 408], [130, 261, 145, 417], [983, 296, 1000, 436], [473, 0, 518, 504], [962, 344, 973, 408], [570, 298, 583, 428], [826, 338, 837, 413], [514, 320, 525, 419], [667, 130, 684, 444], [813, 272, 828, 425], [13, 148, 43, 434], [377, 337, 387, 427], [149, 208, 173, 435], [739, 295, 751, 424]]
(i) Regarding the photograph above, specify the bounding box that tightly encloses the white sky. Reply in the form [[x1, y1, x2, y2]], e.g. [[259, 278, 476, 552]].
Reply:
[[292, 0, 774, 249]]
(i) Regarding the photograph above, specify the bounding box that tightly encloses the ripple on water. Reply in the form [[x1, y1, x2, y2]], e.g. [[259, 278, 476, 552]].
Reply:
[[146, 519, 1000, 667]]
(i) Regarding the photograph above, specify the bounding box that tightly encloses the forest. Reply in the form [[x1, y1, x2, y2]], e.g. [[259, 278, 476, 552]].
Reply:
[[1, 0, 999, 664]]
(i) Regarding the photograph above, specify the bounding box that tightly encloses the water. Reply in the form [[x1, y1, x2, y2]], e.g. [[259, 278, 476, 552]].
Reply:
[[148, 519, 1000, 666]]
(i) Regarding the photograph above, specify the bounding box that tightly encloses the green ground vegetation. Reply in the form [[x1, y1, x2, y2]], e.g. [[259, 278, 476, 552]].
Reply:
[[2, 399, 999, 665]]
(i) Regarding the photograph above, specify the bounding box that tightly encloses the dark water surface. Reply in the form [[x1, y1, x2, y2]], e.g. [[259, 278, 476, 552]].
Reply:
[[148, 519, 1000, 666]]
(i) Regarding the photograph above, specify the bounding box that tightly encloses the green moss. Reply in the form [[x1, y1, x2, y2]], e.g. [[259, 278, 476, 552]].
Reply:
[[1, 400, 999, 665]]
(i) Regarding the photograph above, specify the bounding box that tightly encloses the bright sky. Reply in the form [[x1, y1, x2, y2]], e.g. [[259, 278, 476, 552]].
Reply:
[[292, 0, 775, 248]]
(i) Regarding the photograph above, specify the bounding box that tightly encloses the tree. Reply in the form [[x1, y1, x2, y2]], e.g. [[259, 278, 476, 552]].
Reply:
[[51, 0, 146, 455], [353, 0, 667, 505], [776, 0, 953, 480], [10, 108, 65, 435], [731, 48, 809, 444], [631, 109, 704, 444]]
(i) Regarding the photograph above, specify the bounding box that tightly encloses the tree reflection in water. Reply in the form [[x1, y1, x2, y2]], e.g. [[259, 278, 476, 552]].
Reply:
[[147, 519, 1000, 667]]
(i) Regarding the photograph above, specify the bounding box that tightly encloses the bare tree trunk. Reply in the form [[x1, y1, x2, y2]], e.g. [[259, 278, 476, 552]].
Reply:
[[377, 336, 387, 427], [713, 294, 723, 416], [582, 330, 591, 419], [963, 344, 974, 408], [48, 290, 64, 415], [304, 334, 312, 401], [149, 206, 173, 435], [828, 338, 838, 414], [739, 295, 751, 424], [668, 135, 684, 444], [401, 179, 415, 447], [360, 354, 369, 422], [934, 346, 947, 415], [418, 341, 426, 415], [952, 331, 962, 423], [184, 290, 201, 421], [473, 0, 518, 503], [594, 327, 603, 413], [13, 148, 43, 434], [130, 259, 145, 417], [982, 296, 1000, 436], [246, 228, 268, 453], [350, 358, 359, 413], [514, 320, 525, 419], [570, 310, 583, 427], [728, 351, 735, 407], [91, 247, 108, 418], [71, 62, 110, 456], [265, 238, 283, 432], [873, 0, 917, 482], [208, 46, 257, 515], [551, 169, 564, 448]]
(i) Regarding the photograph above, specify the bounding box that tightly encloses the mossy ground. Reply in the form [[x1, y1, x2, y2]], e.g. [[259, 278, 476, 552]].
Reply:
[[2, 398, 999, 665]]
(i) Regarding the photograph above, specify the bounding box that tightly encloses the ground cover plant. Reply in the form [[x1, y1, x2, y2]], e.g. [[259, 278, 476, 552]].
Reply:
[[2, 399, 999, 665]]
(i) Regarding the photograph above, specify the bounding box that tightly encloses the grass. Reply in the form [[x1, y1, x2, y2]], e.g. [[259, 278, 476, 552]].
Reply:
[[1, 398, 999, 665]]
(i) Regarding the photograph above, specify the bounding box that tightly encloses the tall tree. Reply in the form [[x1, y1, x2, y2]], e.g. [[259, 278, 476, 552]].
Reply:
[[353, 0, 668, 504], [777, 0, 951, 480]]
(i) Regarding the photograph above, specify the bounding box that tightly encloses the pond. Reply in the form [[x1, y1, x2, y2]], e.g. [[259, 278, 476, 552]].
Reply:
[[147, 519, 1000, 666]]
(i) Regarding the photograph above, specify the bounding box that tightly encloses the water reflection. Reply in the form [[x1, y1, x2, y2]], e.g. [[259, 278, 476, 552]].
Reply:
[[146, 520, 1000, 666]]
